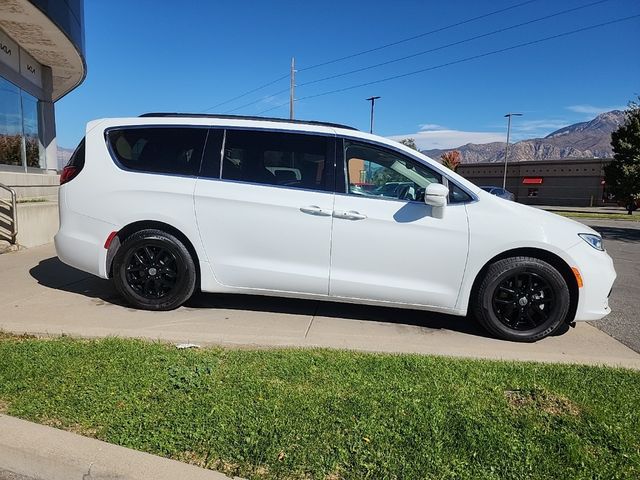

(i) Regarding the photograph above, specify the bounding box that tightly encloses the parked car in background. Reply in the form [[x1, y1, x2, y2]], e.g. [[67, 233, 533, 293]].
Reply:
[[481, 186, 516, 201], [56, 113, 615, 342]]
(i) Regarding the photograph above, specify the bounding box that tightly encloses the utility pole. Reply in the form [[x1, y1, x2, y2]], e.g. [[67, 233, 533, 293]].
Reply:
[[502, 112, 522, 189], [366, 96, 381, 133], [289, 57, 296, 120]]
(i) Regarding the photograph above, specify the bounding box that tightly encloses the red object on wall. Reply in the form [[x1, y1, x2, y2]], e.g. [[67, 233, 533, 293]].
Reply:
[[522, 177, 543, 185]]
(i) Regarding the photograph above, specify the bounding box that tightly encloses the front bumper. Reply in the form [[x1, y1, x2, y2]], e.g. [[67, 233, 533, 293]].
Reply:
[[567, 241, 616, 321]]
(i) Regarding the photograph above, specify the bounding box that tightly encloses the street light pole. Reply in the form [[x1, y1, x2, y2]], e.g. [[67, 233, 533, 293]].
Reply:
[[366, 96, 381, 134], [502, 112, 522, 189]]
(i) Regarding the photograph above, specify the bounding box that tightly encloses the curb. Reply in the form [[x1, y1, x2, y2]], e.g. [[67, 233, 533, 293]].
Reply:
[[0, 415, 237, 480], [537, 206, 633, 216]]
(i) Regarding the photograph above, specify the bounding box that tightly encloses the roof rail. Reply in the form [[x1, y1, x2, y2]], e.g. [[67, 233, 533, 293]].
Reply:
[[138, 112, 358, 131]]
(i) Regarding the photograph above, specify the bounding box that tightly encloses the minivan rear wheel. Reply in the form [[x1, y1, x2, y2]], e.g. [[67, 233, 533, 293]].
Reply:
[[473, 256, 570, 342], [113, 229, 196, 311]]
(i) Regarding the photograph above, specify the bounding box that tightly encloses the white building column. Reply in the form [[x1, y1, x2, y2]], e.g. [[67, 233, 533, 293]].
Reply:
[[38, 65, 57, 172]]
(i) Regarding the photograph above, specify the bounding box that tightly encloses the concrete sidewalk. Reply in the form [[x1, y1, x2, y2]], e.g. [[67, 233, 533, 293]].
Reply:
[[0, 415, 233, 480], [1, 244, 640, 369]]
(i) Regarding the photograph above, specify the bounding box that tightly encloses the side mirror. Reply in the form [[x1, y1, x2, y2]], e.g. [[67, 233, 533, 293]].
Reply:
[[424, 183, 449, 219]]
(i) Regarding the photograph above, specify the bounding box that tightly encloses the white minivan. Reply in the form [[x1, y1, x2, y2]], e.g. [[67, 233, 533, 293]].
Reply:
[[55, 114, 616, 342]]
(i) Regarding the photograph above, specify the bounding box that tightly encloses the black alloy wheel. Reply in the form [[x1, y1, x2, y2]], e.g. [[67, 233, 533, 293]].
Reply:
[[473, 256, 570, 342], [125, 244, 178, 299], [113, 229, 196, 311], [492, 272, 555, 331]]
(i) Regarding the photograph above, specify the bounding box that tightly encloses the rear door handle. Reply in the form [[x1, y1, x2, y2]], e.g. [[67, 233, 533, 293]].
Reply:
[[333, 210, 367, 220], [300, 205, 332, 216]]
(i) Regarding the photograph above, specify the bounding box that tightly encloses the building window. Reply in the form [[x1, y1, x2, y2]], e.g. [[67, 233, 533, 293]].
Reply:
[[21, 91, 44, 168], [0, 77, 22, 167], [0, 76, 45, 170]]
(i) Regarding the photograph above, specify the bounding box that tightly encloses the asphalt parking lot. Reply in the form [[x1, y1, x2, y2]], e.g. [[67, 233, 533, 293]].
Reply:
[[584, 218, 640, 353]]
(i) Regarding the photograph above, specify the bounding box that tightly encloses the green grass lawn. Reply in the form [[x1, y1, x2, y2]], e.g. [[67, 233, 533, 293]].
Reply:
[[0, 334, 639, 480]]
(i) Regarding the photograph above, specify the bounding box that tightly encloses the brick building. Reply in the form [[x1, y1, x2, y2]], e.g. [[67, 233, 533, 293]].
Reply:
[[457, 158, 611, 207]]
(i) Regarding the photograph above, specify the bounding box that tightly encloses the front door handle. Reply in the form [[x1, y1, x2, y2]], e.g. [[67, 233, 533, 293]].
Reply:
[[333, 210, 367, 221], [300, 205, 332, 216]]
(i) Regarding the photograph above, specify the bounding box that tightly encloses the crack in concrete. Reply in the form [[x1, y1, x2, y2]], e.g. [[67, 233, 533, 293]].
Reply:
[[304, 302, 319, 339], [82, 462, 93, 480]]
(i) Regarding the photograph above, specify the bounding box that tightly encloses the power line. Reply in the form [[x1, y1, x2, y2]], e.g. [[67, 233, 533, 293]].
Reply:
[[297, 0, 612, 88], [223, 87, 290, 114], [201, 73, 289, 112], [297, 0, 541, 72], [299, 14, 640, 100], [257, 14, 640, 115], [203, 0, 540, 113]]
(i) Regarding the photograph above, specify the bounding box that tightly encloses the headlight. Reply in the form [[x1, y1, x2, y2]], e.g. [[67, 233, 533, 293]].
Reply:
[[578, 233, 604, 251]]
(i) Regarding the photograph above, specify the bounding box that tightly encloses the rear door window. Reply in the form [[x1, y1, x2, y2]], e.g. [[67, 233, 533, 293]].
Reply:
[[106, 127, 207, 176], [216, 129, 334, 192]]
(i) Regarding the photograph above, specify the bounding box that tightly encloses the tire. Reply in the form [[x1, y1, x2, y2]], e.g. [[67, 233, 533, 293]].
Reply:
[[472, 256, 570, 342], [112, 229, 196, 311]]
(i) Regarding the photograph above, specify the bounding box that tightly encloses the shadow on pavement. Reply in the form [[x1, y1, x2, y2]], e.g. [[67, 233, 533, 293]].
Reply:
[[29, 256, 576, 340], [187, 290, 491, 337], [591, 225, 640, 243], [29, 256, 126, 306]]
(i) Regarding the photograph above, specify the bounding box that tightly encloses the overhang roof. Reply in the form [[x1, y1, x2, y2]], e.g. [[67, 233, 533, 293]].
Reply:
[[0, 0, 86, 100]]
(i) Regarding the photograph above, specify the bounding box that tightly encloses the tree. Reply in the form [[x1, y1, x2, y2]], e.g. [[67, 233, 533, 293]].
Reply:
[[440, 150, 461, 172], [398, 138, 418, 151], [605, 99, 640, 214]]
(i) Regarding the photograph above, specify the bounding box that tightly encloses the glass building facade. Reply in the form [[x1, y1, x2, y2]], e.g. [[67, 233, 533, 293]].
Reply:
[[0, 76, 45, 170], [0, 0, 86, 174]]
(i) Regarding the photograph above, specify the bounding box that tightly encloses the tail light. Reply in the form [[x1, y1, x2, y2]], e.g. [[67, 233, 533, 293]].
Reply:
[[60, 166, 80, 185], [60, 138, 85, 186]]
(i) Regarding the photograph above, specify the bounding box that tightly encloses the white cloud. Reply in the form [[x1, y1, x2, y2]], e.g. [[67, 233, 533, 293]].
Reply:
[[418, 123, 444, 131], [507, 119, 570, 140], [389, 129, 504, 150], [484, 118, 572, 141], [512, 119, 569, 133], [566, 104, 625, 115]]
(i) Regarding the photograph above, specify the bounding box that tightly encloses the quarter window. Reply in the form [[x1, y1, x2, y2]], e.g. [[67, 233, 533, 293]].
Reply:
[[448, 183, 472, 203], [107, 127, 207, 176], [345, 141, 441, 202], [220, 130, 333, 191]]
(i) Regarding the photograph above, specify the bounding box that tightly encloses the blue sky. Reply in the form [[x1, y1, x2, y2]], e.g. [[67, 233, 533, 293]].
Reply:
[[55, 0, 640, 149]]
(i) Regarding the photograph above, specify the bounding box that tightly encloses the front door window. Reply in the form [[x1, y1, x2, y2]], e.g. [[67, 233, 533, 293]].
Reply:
[[345, 141, 441, 202]]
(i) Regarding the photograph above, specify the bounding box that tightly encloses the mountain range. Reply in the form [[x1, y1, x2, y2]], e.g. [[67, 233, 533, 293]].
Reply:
[[57, 146, 74, 170], [421, 110, 626, 163]]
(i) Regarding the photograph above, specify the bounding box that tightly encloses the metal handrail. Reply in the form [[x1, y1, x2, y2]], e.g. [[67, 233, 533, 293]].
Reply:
[[0, 182, 18, 244]]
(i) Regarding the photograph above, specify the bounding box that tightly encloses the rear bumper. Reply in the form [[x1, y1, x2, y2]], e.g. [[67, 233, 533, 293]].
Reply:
[[567, 241, 616, 321], [54, 189, 115, 279]]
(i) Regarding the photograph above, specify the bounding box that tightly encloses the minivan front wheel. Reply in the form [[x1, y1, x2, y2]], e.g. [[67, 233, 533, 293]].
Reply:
[[473, 256, 570, 342], [113, 229, 196, 311]]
